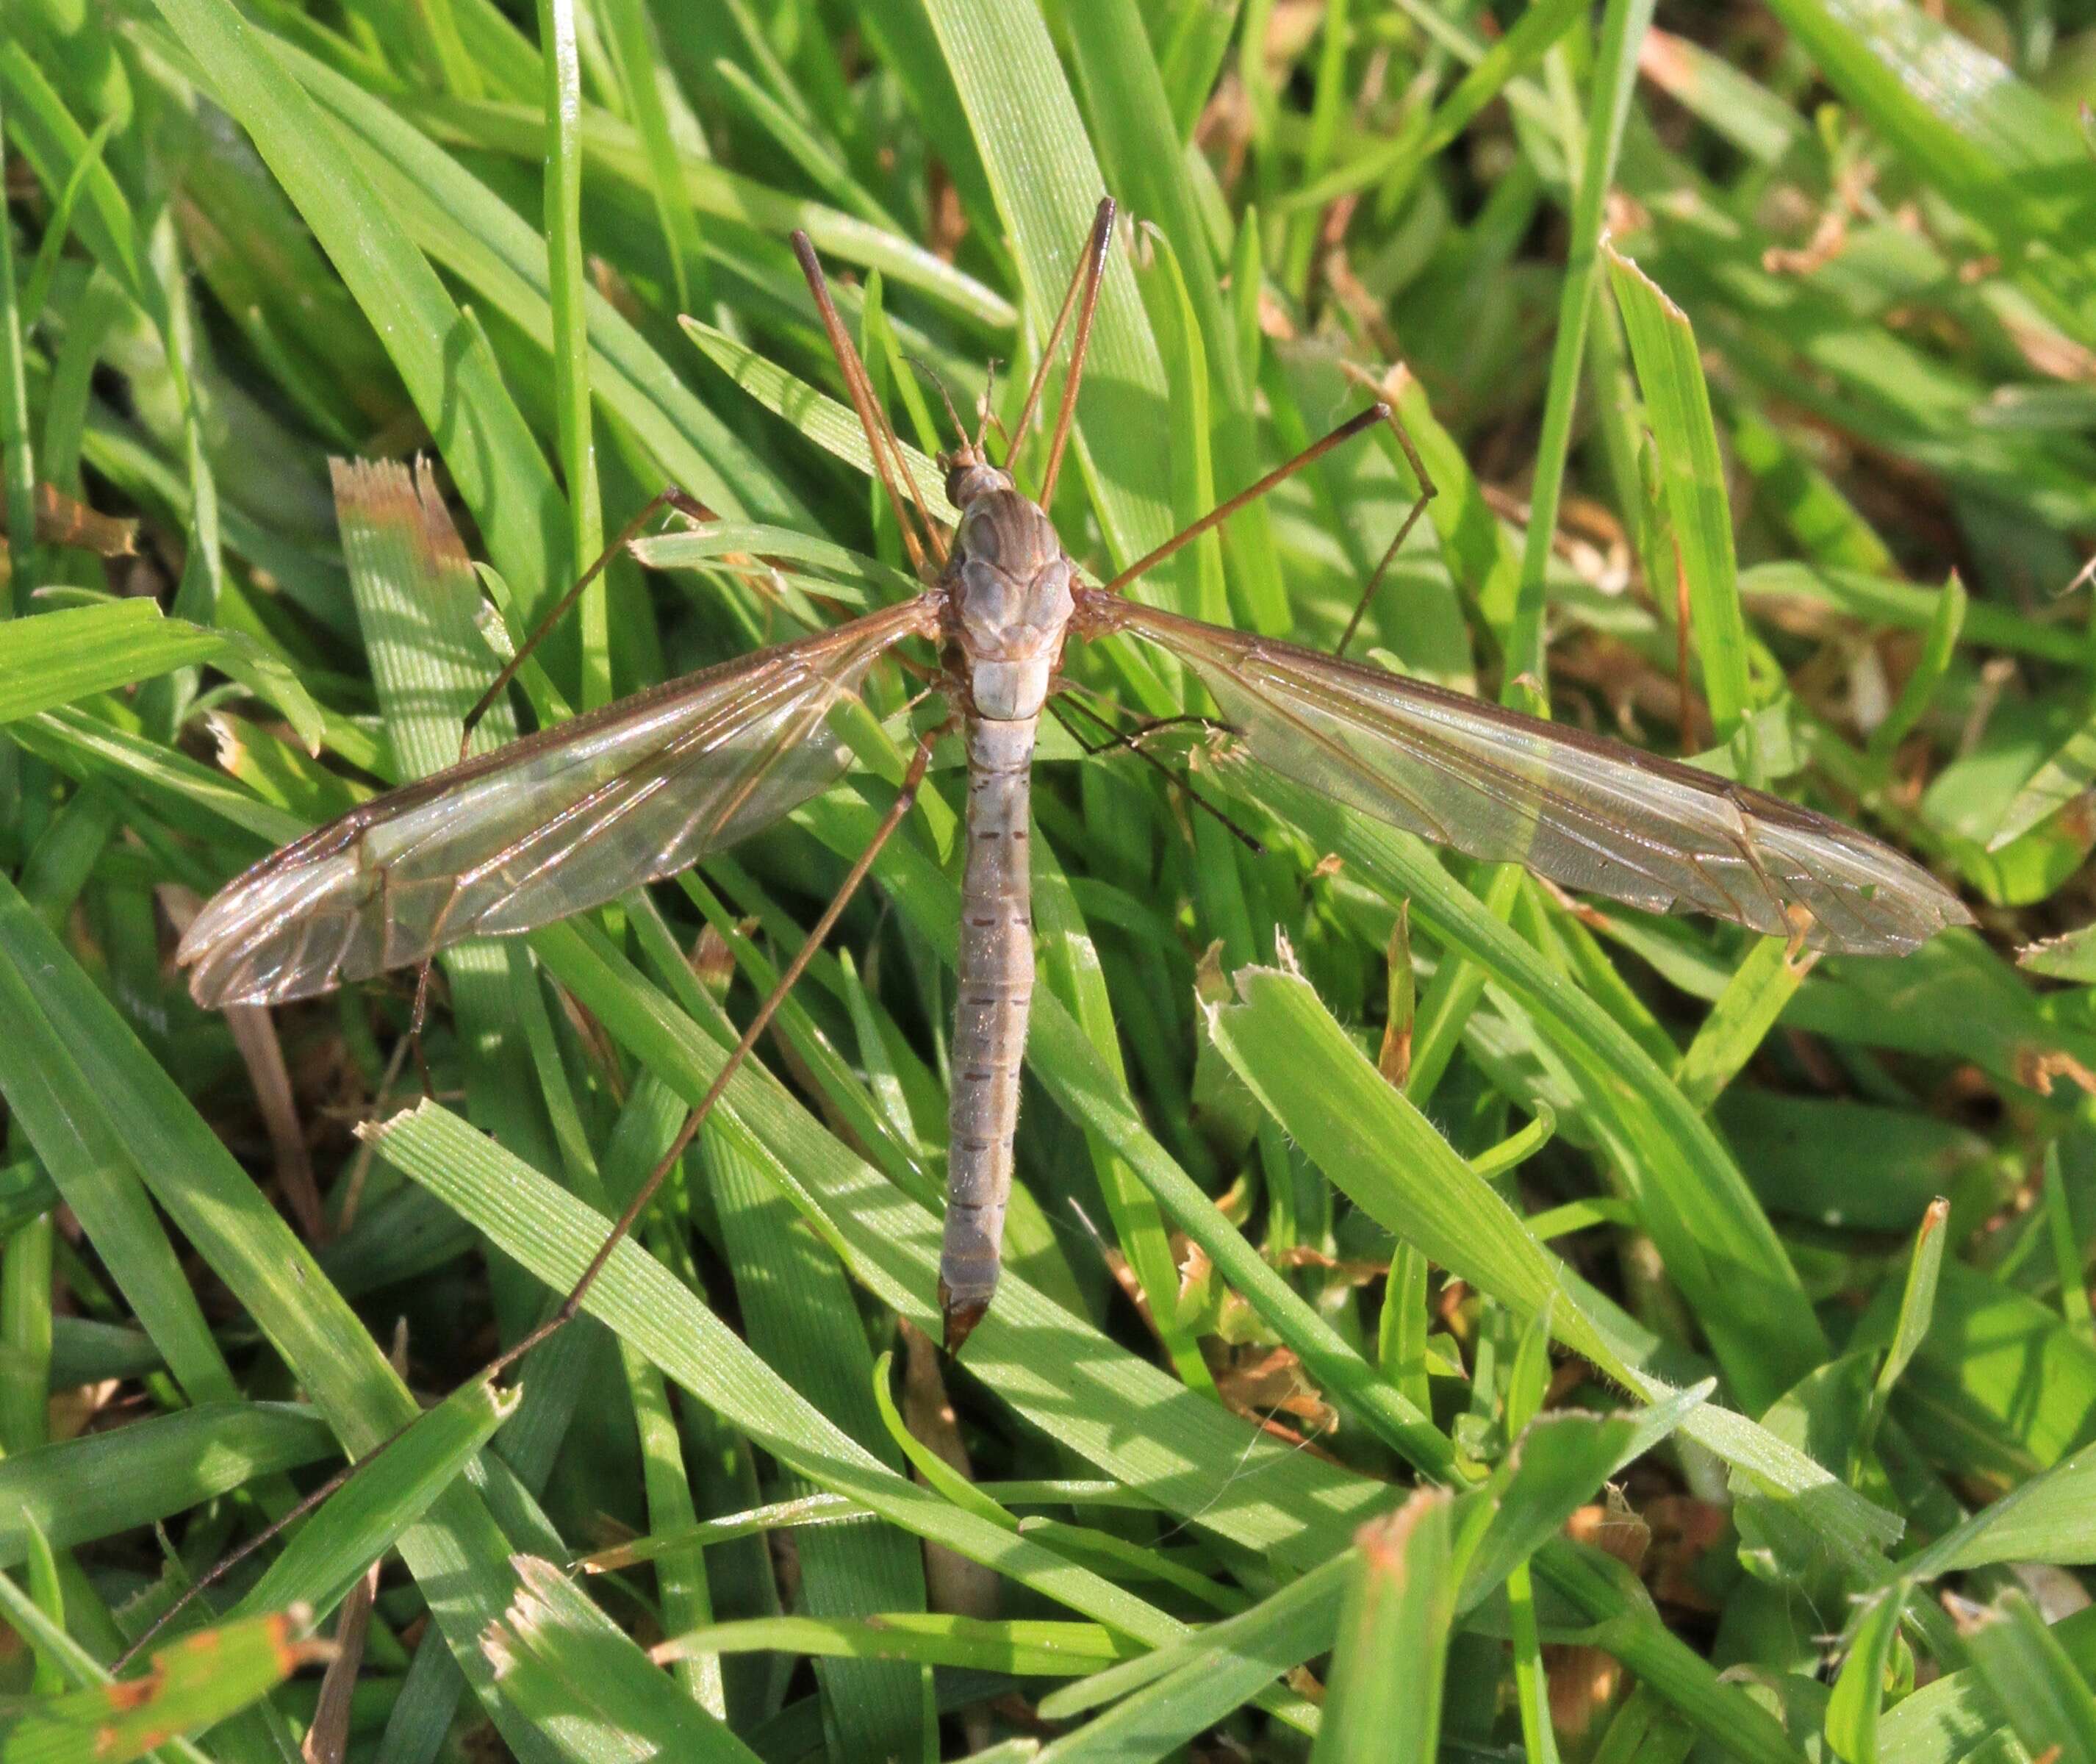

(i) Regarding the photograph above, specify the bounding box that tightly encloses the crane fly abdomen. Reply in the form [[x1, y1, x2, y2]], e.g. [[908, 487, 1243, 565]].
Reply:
[[939, 714, 1038, 1346]]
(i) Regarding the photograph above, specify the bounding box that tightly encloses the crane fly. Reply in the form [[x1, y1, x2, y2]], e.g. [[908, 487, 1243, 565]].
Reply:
[[178, 197, 1971, 1356]]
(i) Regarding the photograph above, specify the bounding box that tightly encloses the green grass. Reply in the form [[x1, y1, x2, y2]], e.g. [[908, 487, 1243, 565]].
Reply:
[[3, 0, 2096, 1759]]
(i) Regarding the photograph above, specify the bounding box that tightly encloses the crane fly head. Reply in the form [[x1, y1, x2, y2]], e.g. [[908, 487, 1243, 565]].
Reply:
[[905, 354, 1016, 510], [941, 438, 1012, 512]]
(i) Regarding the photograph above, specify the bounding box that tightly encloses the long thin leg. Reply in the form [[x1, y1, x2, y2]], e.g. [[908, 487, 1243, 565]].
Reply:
[[1049, 692, 1266, 856], [790, 232, 946, 576], [114, 725, 946, 1672], [1335, 406, 1438, 658], [1100, 405, 1438, 606], [1006, 197, 1115, 497], [460, 487, 708, 757], [484, 720, 947, 1379], [407, 956, 437, 1097], [1037, 200, 1115, 506]]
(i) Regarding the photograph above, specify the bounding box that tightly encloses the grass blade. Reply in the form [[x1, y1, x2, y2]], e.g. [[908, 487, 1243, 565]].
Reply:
[[1607, 243, 1754, 747], [1504, 0, 1656, 690], [919, 0, 1177, 578], [143, 0, 569, 614], [532, 0, 606, 708], [0, 1598, 321, 1763], [1313, 1491, 1454, 1764]]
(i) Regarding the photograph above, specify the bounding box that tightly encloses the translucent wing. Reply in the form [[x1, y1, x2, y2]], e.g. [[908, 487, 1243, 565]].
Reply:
[[180, 596, 941, 1005], [1091, 599, 1970, 955]]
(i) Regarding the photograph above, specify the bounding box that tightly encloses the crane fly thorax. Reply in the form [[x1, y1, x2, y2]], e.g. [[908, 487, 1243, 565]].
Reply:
[[945, 485, 1073, 722]]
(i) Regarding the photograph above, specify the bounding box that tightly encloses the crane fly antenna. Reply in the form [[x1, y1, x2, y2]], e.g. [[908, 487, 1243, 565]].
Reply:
[[1008, 196, 1116, 498], [976, 359, 1001, 453], [904, 355, 968, 449], [789, 231, 947, 574]]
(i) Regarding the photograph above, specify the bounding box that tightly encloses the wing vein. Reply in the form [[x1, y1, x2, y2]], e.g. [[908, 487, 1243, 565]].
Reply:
[[179, 597, 941, 1004], [1092, 598, 1969, 954]]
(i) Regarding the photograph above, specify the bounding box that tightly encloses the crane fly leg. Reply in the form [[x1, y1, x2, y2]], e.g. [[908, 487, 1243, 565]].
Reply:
[[1335, 404, 1439, 659], [1055, 697, 1239, 759], [1038, 198, 1115, 506], [462, 486, 706, 759], [1049, 689, 1266, 856], [476, 717, 949, 1385], [1008, 197, 1116, 499], [790, 232, 946, 576], [123, 724, 948, 1671], [1100, 402, 1415, 602]]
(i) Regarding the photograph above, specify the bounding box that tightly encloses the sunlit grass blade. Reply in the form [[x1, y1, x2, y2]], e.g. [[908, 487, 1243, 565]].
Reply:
[[143, 0, 570, 617], [256, 36, 804, 530], [1961, 1589, 2096, 1764], [919, 0, 1177, 576], [0, 600, 321, 743], [1757, 0, 2096, 262], [532, 0, 606, 708], [1313, 1491, 1454, 1764], [1284, 0, 1586, 212], [1457, 1394, 1709, 1613], [1060, 0, 1287, 632], [393, 91, 1014, 326], [704, 1136, 928, 1761], [1867, 574, 1965, 772], [0, 1405, 331, 1568], [1896, 1436, 2096, 1579], [228, 1380, 516, 1628], [1673, 937, 1809, 1114], [0, 1593, 323, 1764], [1202, 956, 1897, 1557], [654, 1612, 1137, 1677], [478, 1556, 761, 1763], [0, 886, 240, 1410], [1856, 1199, 1948, 1475], [0, 874, 559, 1756], [596, 0, 706, 312], [1034, 1550, 1346, 1736], [633, 521, 921, 608], [1607, 242, 1754, 748], [1505, 0, 1656, 689], [2, 1, 2077, 1754], [1825, 1576, 1907, 1764], [0, 75, 35, 610], [361, 1096, 1247, 1642], [2020, 925, 2096, 983], [1205, 764, 1827, 1418], [1988, 702, 2096, 853], [683, 316, 951, 519]]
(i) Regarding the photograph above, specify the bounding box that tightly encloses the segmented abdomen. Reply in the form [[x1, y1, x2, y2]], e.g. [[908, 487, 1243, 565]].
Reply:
[[940, 715, 1036, 1341]]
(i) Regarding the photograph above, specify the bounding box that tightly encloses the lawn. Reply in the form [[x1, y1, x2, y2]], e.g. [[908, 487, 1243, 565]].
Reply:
[[2, 0, 2095, 1760]]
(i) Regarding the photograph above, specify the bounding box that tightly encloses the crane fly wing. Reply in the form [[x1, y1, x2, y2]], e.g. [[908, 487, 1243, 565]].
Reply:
[[1090, 599, 1970, 955], [180, 596, 942, 1006]]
